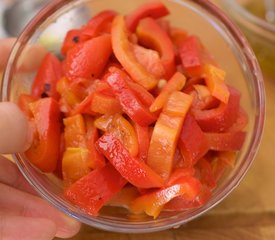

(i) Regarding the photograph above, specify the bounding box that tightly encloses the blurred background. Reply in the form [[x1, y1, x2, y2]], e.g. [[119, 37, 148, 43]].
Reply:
[[0, 0, 275, 239], [0, 0, 50, 37], [1, 0, 274, 76]]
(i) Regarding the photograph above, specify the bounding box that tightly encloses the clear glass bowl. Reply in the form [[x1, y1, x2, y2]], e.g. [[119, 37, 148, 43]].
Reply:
[[0, 0, 265, 233], [220, 0, 275, 77]]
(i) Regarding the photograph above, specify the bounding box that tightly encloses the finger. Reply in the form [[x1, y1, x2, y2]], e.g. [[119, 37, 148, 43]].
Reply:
[[0, 156, 36, 194], [17, 44, 48, 72], [0, 102, 32, 154], [0, 38, 16, 70], [0, 38, 47, 72], [0, 215, 57, 240], [0, 183, 81, 238]]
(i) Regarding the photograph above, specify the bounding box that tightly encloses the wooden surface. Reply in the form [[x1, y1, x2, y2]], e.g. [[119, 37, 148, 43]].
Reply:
[[56, 71, 275, 240]]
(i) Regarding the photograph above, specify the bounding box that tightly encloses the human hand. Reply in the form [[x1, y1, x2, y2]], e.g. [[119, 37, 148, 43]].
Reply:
[[0, 38, 81, 240]]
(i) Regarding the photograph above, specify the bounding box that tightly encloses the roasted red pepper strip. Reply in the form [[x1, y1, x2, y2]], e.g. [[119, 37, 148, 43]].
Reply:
[[178, 113, 209, 167], [95, 114, 139, 157], [134, 123, 150, 162], [205, 131, 246, 151], [82, 10, 117, 37], [126, 1, 170, 32], [130, 176, 201, 218], [166, 167, 196, 186], [197, 158, 216, 189], [192, 86, 241, 132], [147, 92, 193, 180], [25, 98, 61, 172], [61, 10, 117, 55], [127, 80, 155, 107], [228, 107, 248, 132], [131, 43, 165, 79], [105, 68, 157, 126], [61, 29, 90, 56], [136, 17, 176, 79], [111, 15, 158, 90], [107, 66, 155, 107], [179, 36, 215, 77], [179, 36, 203, 77], [64, 34, 112, 81], [85, 117, 106, 169], [31, 53, 63, 100], [65, 164, 127, 216], [186, 84, 220, 110], [96, 133, 164, 189]]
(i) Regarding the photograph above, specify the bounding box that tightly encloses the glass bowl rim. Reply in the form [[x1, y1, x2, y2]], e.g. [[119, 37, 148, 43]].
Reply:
[[1, 0, 266, 233], [221, 0, 275, 34]]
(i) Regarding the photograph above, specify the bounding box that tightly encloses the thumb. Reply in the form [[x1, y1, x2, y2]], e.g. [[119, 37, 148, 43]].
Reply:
[[0, 38, 16, 70], [0, 102, 32, 154]]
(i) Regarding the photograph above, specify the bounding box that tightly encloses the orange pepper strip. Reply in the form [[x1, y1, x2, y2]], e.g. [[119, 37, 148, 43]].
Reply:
[[111, 15, 158, 90], [94, 115, 114, 131], [170, 27, 188, 48], [111, 114, 139, 157], [130, 177, 201, 218], [203, 64, 229, 104], [18, 94, 38, 118], [108, 186, 140, 208], [150, 72, 186, 112], [90, 92, 122, 115], [95, 114, 139, 158], [147, 91, 193, 180], [62, 148, 91, 186], [63, 114, 86, 148], [56, 77, 83, 113]]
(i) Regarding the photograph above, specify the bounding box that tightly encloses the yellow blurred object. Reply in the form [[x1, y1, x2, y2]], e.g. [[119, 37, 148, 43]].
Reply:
[[4, 154, 13, 161]]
